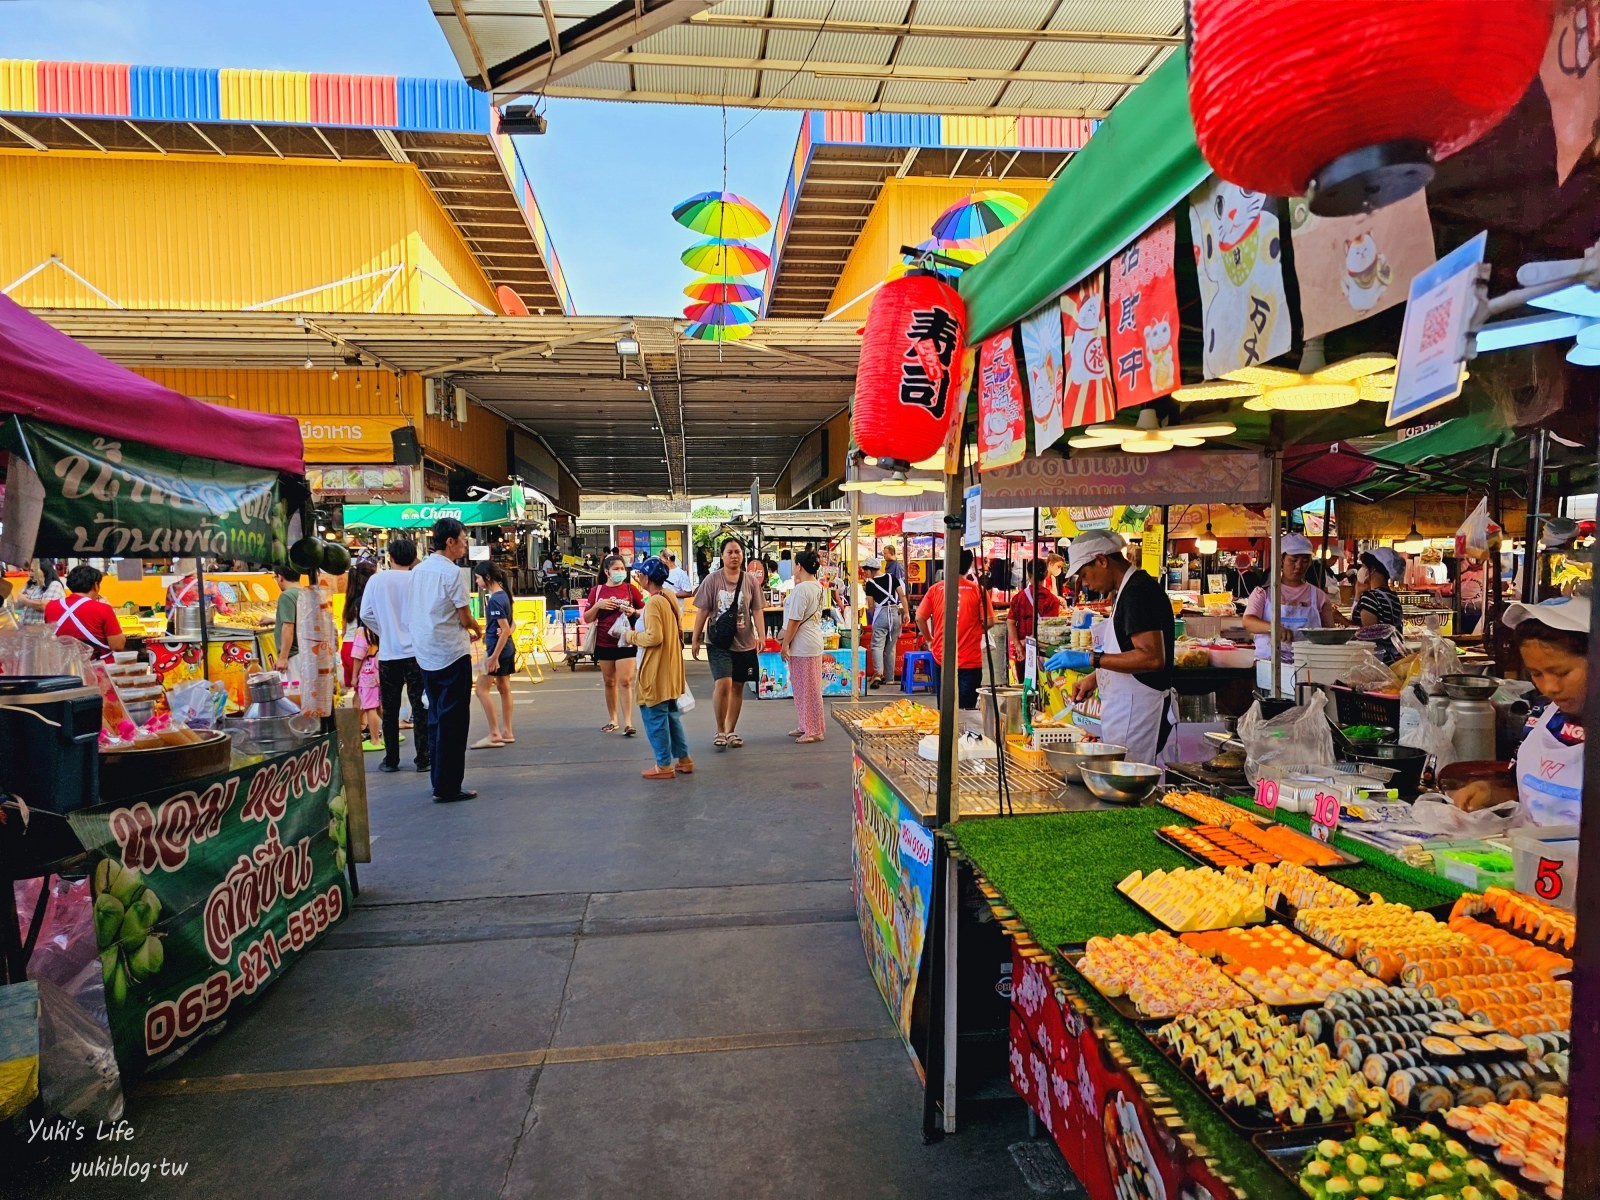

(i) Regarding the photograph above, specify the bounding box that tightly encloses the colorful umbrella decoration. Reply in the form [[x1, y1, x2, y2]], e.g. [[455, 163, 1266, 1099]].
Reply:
[[684, 301, 757, 325], [672, 191, 772, 239], [684, 277, 763, 304], [930, 190, 1029, 242], [683, 322, 754, 342], [680, 238, 771, 276]]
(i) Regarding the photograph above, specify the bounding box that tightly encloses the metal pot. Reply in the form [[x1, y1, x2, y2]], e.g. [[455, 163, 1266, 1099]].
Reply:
[[227, 672, 310, 754], [173, 605, 204, 636], [979, 685, 1026, 745]]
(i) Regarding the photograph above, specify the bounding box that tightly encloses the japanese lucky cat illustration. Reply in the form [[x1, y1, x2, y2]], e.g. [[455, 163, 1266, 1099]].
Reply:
[[1341, 231, 1394, 312], [1064, 290, 1106, 385], [1198, 182, 1272, 288], [1143, 318, 1174, 393]]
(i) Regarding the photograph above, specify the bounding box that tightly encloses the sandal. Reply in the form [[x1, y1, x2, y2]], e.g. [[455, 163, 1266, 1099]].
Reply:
[[796, 735, 825, 744], [471, 736, 504, 750], [623, 726, 637, 738], [713, 734, 729, 751], [725, 733, 744, 749], [600, 723, 617, 734], [786, 729, 805, 739]]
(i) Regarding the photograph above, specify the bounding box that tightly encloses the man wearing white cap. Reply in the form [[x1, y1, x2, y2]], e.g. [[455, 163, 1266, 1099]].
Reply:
[[1241, 532, 1346, 660], [1043, 531, 1175, 765]]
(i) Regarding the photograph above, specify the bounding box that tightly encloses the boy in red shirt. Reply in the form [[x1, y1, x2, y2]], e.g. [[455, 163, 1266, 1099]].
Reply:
[[916, 548, 987, 709], [45, 565, 127, 660]]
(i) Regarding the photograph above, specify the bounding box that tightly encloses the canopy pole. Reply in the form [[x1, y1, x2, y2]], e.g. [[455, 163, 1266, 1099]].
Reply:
[[848, 488, 861, 701], [195, 556, 212, 681], [1523, 429, 1548, 604], [1269, 454, 1283, 699]]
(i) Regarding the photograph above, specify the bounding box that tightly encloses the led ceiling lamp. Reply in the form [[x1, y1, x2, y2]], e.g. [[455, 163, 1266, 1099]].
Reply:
[[840, 471, 944, 497], [1066, 409, 1236, 455], [1174, 338, 1396, 411]]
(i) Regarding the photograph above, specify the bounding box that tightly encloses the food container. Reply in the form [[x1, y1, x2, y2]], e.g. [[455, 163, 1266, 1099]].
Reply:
[[1174, 640, 1212, 669], [1429, 838, 1516, 891], [1344, 743, 1426, 793], [1440, 673, 1499, 701], [1079, 761, 1162, 804], [101, 731, 233, 800], [1300, 627, 1358, 645], [978, 685, 1026, 745], [1042, 741, 1126, 780], [1509, 824, 1579, 912], [1207, 644, 1255, 669]]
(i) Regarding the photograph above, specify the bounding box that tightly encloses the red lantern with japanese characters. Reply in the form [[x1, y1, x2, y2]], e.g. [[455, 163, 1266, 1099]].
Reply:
[[852, 273, 967, 467], [1189, 0, 1553, 216]]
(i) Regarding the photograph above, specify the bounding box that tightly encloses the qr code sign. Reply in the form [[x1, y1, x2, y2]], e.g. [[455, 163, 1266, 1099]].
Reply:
[[1419, 299, 1452, 351]]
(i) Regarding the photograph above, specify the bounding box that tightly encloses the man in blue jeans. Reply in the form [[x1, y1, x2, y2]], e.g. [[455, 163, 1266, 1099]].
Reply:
[[407, 517, 482, 803]]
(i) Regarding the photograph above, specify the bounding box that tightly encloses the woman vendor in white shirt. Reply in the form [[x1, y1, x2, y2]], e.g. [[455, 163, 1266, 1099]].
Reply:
[[1450, 594, 1587, 825]]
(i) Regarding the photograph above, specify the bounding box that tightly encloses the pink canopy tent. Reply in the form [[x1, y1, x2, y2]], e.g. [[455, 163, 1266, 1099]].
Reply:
[[0, 295, 304, 474]]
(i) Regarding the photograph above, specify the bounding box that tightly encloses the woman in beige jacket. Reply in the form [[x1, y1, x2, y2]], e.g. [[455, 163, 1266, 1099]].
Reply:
[[625, 556, 692, 780]]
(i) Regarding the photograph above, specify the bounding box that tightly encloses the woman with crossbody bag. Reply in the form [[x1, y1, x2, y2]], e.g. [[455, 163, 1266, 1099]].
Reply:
[[691, 537, 760, 750], [781, 550, 829, 744], [583, 555, 644, 737]]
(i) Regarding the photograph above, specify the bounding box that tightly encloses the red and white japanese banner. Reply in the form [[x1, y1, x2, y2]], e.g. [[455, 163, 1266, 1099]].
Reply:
[[1059, 273, 1116, 429], [977, 329, 1027, 470], [1107, 217, 1181, 409]]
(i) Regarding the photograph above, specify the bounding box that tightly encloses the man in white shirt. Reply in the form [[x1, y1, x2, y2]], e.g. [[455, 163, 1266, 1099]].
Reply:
[[663, 550, 693, 596], [408, 518, 483, 803], [359, 537, 429, 776]]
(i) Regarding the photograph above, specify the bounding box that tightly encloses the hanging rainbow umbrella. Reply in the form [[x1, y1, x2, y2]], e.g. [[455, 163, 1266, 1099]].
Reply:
[[930, 190, 1029, 241], [684, 277, 763, 305], [680, 238, 771, 275], [684, 301, 757, 325], [683, 322, 754, 342], [672, 191, 772, 238]]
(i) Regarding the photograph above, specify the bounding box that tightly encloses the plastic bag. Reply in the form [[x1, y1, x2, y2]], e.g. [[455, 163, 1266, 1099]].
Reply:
[[166, 678, 228, 729], [1408, 794, 1525, 837], [1237, 690, 1337, 785], [1399, 687, 1458, 771], [1454, 496, 1500, 562], [1399, 630, 1461, 692], [1340, 654, 1402, 692], [37, 978, 123, 1122]]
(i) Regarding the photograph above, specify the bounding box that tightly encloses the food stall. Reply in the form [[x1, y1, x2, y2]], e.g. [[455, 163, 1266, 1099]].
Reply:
[[836, 7, 1600, 1192], [0, 295, 358, 1099]]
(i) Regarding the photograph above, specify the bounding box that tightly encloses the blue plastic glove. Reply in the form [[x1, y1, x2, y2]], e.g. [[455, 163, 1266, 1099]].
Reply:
[[1043, 649, 1093, 672]]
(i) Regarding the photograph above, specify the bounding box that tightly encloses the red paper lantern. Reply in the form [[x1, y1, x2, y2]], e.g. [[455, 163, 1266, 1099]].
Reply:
[[1190, 0, 1553, 215], [852, 273, 967, 467]]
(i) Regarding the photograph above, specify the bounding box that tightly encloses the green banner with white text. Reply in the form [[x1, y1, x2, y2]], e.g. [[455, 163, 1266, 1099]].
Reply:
[[0, 416, 290, 564], [67, 736, 350, 1073]]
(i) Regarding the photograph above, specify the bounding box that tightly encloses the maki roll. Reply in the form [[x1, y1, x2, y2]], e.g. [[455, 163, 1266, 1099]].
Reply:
[[1421, 1035, 1466, 1059], [1414, 1083, 1453, 1112]]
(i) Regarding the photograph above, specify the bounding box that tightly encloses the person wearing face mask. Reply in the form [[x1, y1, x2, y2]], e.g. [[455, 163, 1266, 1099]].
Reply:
[[1352, 547, 1406, 630], [1043, 552, 1067, 597], [1241, 533, 1346, 661], [584, 555, 646, 737], [1451, 594, 1589, 825]]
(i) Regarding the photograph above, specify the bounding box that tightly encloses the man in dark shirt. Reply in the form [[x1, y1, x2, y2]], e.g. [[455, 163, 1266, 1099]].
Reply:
[[1044, 531, 1174, 764]]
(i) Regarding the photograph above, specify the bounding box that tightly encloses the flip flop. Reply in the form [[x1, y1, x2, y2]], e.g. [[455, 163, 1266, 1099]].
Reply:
[[796, 735, 825, 744], [471, 736, 504, 750], [786, 729, 805, 739], [600, 723, 617, 734], [623, 726, 637, 738]]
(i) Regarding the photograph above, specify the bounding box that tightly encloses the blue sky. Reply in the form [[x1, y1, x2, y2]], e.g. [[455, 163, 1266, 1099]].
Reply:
[[0, 0, 802, 316]]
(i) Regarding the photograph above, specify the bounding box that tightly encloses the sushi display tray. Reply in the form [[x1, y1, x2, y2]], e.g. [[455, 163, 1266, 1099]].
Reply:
[[1250, 1126, 1354, 1190], [1153, 824, 1362, 873], [1113, 878, 1269, 935], [1059, 953, 1165, 1027], [1144, 1026, 1351, 1135]]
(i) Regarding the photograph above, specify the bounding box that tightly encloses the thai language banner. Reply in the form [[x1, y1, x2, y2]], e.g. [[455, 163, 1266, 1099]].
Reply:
[[851, 755, 934, 1069], [69, 736, 351, 1072]]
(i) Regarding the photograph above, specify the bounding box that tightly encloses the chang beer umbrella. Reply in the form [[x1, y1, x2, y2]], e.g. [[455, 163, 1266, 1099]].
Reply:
[[507, 481, 528, 523]]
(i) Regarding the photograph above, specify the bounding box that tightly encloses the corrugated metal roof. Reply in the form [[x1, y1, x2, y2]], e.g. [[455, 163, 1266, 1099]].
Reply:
[[435, 0, 1183, 117]]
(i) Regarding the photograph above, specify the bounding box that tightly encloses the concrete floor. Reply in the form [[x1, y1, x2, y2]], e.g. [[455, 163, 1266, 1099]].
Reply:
[[18, 661, 1065, 1199]]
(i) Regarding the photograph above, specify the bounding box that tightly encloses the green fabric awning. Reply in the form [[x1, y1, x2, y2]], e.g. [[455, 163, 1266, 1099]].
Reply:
[[1367, 409, 1515, 465], [958, 49, 1210, 343]]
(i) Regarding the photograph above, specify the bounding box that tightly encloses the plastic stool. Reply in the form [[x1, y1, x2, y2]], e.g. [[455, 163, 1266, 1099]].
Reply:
[[901, 651, 935, 694]]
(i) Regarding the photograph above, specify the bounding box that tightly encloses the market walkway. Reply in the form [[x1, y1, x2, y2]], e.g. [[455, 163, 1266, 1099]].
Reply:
[[22, 661, 1061, 1199]]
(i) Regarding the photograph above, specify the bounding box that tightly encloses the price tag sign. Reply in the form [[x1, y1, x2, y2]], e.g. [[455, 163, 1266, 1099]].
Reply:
[[1254, 778, 1279, 811], [1024, 637, 1038, 688], [1533, 855, 1573, 904], [1310, 790, 1342, 843]]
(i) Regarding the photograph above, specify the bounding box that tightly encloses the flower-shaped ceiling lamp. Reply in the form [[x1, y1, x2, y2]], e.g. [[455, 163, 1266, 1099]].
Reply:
[[1173, 343, 1397, 412], [1067, 409, 1237, 454], [840, 471, 944, 497]]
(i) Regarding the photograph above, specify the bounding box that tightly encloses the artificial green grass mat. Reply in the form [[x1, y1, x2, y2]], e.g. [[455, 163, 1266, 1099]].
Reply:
[[947, 807, 1194, 947]]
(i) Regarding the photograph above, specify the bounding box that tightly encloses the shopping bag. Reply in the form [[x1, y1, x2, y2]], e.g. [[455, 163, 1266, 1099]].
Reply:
[[677, 683, 697, 714]]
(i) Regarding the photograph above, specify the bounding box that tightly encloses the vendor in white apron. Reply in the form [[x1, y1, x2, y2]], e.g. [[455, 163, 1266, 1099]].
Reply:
[[1042, 531, 1176, 766], [1450, 594, 1587, 825], [1241, 533, 1346, 662]]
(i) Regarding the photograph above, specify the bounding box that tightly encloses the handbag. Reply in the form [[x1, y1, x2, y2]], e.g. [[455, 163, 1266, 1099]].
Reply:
[[579, 587, 602, 654], [706, 566, 746, 650]]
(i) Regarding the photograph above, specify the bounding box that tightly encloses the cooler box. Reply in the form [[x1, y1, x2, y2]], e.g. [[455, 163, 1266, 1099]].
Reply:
[[0, 677, 101, 814]]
